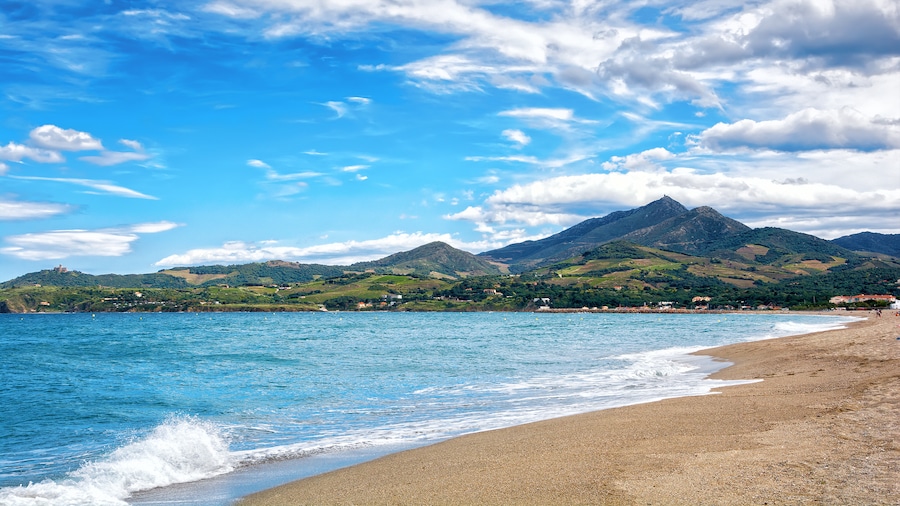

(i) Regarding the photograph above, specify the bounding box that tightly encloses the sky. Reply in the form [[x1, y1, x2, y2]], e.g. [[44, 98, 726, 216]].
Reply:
[[1, 0, 899, 281]]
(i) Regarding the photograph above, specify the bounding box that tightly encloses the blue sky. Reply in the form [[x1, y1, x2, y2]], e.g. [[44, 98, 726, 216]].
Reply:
[[1, 0, 898, 280]]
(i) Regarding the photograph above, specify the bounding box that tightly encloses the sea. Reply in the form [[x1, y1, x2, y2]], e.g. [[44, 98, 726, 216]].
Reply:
[[0, 311, 858, 506]]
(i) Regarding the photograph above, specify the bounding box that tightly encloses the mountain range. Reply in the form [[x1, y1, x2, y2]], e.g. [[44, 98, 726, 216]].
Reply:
[[3, 197, 898, 289]]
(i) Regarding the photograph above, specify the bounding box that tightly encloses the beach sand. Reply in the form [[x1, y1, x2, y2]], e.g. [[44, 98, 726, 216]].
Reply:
[[240, 313, 900, 505]]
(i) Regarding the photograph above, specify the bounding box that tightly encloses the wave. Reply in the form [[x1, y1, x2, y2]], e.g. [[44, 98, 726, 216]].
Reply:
[[0, 416, 233, 506], [770, 317, 857, 337]]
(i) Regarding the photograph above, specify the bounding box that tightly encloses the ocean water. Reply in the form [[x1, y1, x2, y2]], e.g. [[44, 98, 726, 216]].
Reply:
[[0, 312, 856, 505]]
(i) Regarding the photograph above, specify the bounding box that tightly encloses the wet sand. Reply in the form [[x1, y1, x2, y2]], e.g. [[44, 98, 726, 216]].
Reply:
[[240, 313, 900, 505]]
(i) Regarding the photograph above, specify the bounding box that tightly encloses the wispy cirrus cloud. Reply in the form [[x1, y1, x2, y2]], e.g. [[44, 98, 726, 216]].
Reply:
[[246, 159, 323, 181], [12, 176, 158, 200], [501, 129, 531, 147], [0, 198, 72, 220], [2, 221, 180, 260], [465, 153, 591, 169], [80, 139, 152, 166]]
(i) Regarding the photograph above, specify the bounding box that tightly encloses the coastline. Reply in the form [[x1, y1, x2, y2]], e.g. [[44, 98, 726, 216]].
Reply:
[[239, 313, 899, 505]]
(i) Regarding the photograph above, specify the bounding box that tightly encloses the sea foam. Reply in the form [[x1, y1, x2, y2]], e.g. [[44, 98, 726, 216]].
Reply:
[[0, 417, 233, 506]]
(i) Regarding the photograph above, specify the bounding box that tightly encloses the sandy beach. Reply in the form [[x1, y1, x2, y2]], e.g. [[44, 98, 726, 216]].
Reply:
[[240, 313, 900, 505]]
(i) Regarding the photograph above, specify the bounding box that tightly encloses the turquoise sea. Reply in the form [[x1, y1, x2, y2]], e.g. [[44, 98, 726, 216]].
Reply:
[[0, 312, 856, 505]]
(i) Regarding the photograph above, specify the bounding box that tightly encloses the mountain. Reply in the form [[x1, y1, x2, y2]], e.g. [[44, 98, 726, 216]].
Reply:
[[619, 206, 751, 254], [160, 261, 345, 286], [351, 241, 503, 279], [698, 227, 860, 266], [832, 232, 900, 257], [1, 261, 345, 289], [0, 269, 192, 289], [480, 196, 689, 272]]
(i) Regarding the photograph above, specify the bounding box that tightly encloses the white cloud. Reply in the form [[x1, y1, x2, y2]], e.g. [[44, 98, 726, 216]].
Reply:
[[12, 176, 158, 200], [1, 221, 179, 261], [248, 159, 323, 182], [203, 1, 261, 19], [445, 204, 584, 227], [128, 221, 180, 234], [29, 125, 103, 151], [601, 148, 676, 171], [119, 139, 144, 151], [341, 164, 369, 172], [465, 153, 590, 169], [0, 198, 71, 220], [484, 168, 898, 211], [695, 108, 900, 152], [741, 213, 900, 239], [323, 100, 347, 118], [0, 142, 64, 164], [356, 174, 368, 181], [247, 159, 271, 169], [80, 150, 152, 166], [500, 107, 576, 122], [501, 129, 531, 147], [154, 231, 491, 267], [347, 96, 371, 105]]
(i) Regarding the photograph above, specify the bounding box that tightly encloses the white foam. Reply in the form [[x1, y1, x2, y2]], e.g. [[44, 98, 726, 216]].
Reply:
[[0, 417, 233, 506]]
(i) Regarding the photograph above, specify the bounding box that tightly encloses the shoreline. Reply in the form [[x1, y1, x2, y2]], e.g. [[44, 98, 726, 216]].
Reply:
[[239, 313, 899, 505]]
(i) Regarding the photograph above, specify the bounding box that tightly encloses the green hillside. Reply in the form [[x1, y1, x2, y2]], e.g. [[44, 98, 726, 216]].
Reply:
[[351, 241, 503, 278], [3, 198, 899, 314]]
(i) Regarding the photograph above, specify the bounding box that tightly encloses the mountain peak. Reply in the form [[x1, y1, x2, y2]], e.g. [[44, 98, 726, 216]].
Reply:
[[351, 241, 502, 278], [480, 197, 689, 271]]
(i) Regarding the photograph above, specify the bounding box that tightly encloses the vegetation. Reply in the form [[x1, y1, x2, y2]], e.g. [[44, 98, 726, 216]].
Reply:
[[3, 198, 899, 314], [3, 257, 897, 313]]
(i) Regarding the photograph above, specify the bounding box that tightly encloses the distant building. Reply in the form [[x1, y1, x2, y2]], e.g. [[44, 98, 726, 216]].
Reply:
[[53, 265, 68, 273], [830, 294, 897, 305]]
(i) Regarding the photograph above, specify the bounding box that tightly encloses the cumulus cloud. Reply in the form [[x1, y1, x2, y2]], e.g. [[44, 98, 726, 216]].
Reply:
[[154, 231, 490, 267], [445, 141, 900, 237], [597, 36, 722, 108], [0, 142, 64, 164], [695, 108, 900, 152], [29, 125, 103, 151], [491, 169, 894, 210], [742, 0, 900, 68], [601, 148, 676, 171], [0, 126, 152, 167], [0, 198, 71, 220], [1, 221, 179, 260]]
